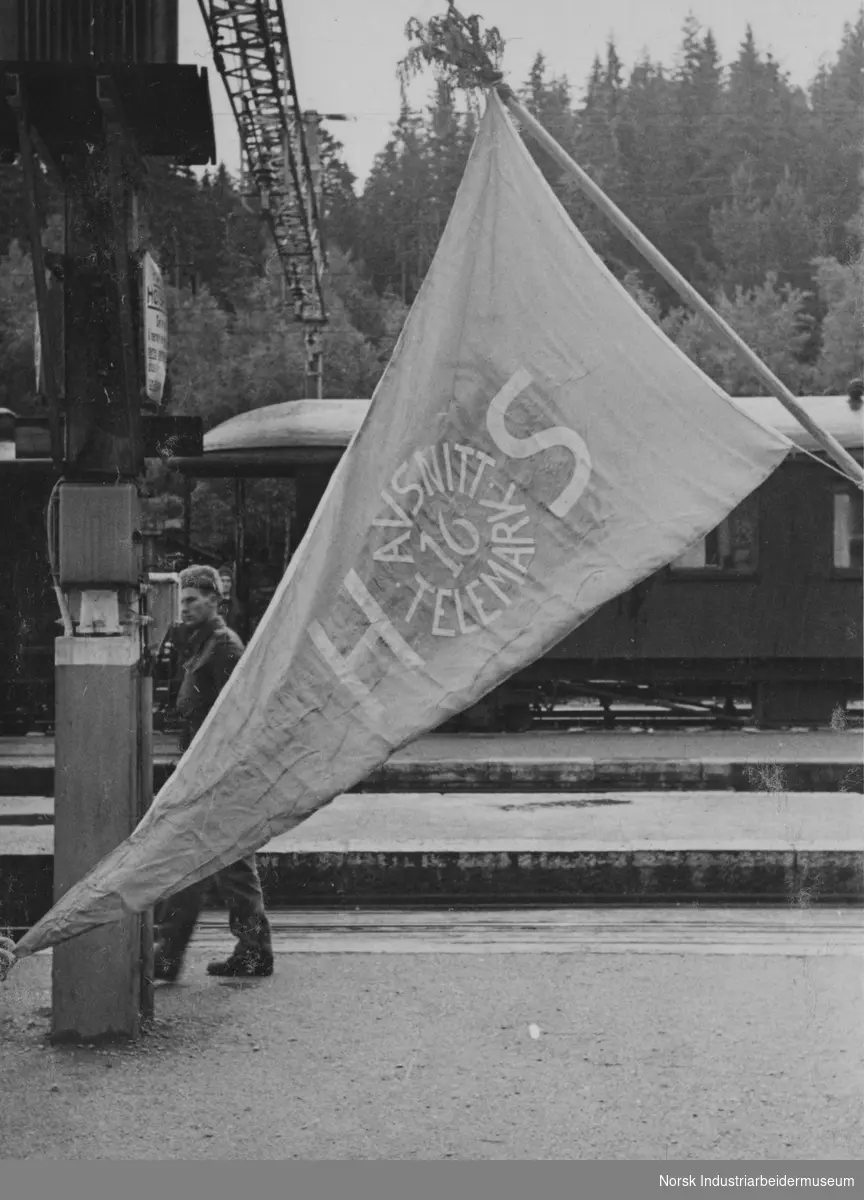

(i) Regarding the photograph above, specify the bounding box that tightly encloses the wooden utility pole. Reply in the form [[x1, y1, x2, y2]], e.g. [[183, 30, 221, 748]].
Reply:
[[51, 128, 153, 1042], [1, 1, 213, 1042]]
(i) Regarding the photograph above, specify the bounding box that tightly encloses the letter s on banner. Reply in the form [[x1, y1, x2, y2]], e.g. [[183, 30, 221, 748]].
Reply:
[[486, 368, 591, 518]]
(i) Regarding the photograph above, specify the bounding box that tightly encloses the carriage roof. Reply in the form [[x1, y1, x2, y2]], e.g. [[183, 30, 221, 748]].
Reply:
[[1, 395, 860, 479], [195, 394, 863, 471]]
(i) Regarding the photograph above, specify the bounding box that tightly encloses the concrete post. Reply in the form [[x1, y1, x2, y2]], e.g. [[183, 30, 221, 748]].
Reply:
[[52, 628, 153, 1041]]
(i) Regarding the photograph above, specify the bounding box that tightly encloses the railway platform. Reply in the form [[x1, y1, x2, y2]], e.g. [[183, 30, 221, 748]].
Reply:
[[0, 727, 862, 797], [2, 786, 862, 908], [2, 728, 861, 929]]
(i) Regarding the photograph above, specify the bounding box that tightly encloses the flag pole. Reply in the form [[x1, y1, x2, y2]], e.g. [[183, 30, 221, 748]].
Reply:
[[496, 84, 864, 489]]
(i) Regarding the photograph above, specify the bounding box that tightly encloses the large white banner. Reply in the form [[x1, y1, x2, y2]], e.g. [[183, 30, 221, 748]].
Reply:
[[15, 93, 789, 957]]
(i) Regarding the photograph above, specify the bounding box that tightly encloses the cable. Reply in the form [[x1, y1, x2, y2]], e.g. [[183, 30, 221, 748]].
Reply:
[[45, 477, 74, 637], [786, 437, 864, 487]]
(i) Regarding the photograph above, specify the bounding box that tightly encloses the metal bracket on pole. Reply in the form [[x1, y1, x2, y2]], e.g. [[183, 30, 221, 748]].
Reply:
[[4, 72, 64, 467], [3, 72, 66, 182]]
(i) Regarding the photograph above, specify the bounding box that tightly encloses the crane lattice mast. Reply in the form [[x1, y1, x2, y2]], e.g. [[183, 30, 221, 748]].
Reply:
[[197, 0, 326, 393]]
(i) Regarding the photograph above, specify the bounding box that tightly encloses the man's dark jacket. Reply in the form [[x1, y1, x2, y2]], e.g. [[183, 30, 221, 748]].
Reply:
[[176, 615, 244, 744]]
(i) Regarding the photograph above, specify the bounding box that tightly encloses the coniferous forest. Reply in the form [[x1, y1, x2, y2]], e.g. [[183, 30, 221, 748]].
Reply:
[[0, 15, 861, 568]]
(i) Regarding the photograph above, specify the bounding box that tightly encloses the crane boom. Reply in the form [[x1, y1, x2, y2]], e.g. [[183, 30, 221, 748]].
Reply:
[[197, 0, 326, 324]]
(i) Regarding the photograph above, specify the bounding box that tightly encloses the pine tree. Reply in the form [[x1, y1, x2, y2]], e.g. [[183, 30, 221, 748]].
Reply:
[[145, 160, 264, 306], [806, 14, 864, 261], [711, 164, 813, 289], [669, 17, 726, 286], [812, 255, 863, 390], [574, 42, 627, 196], [318, 126, 360, 255], [356, 104, 432, 302], [356, 91, 478, 304], [521, 53, 577, 163], [721, 27, 810, 196], [616, 56, 679, 270], [671, 274, 815, 395]]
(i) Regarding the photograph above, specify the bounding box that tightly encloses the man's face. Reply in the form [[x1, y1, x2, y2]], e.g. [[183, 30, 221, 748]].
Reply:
[[180, 586, 219, 628], [219, 573, 232, 600]]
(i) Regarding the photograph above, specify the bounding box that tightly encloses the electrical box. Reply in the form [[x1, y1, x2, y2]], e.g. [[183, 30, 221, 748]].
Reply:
[[58, 483, 141, 586]]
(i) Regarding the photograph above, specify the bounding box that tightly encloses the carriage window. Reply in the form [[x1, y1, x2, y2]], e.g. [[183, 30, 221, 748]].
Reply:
[[834, 491, 863, 571], [669, 496, 758, 574]]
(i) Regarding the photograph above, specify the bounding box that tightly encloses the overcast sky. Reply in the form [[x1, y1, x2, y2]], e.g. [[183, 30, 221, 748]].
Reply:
[[179, 0, 861, 189]]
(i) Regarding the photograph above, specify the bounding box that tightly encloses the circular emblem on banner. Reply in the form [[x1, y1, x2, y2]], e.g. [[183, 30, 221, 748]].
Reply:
[[371, 441, 536, 636]]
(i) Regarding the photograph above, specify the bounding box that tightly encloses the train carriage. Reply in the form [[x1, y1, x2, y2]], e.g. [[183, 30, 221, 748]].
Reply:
[[172, 392, 863, 729], [0, 394, 861, 733]]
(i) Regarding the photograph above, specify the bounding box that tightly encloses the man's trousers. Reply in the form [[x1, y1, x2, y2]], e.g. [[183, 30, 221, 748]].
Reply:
[[154, 855, 273, 968]]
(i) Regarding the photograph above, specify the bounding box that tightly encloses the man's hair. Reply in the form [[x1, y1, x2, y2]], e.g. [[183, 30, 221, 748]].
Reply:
[[179, 565, 223, 596]]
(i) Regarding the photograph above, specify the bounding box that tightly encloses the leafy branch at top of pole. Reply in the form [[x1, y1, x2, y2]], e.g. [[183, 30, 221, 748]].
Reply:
[[398, 4, 508, 107]]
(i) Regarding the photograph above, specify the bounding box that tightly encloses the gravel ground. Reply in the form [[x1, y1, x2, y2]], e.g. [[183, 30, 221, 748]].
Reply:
[[1, 948, 862, 1160]]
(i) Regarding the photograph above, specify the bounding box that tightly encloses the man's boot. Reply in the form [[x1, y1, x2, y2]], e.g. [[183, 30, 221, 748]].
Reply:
[[206, 949, 274, 978]]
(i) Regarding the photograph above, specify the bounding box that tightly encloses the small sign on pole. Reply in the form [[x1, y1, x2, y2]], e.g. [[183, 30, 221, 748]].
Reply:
[[143, 253, 167, 404]]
